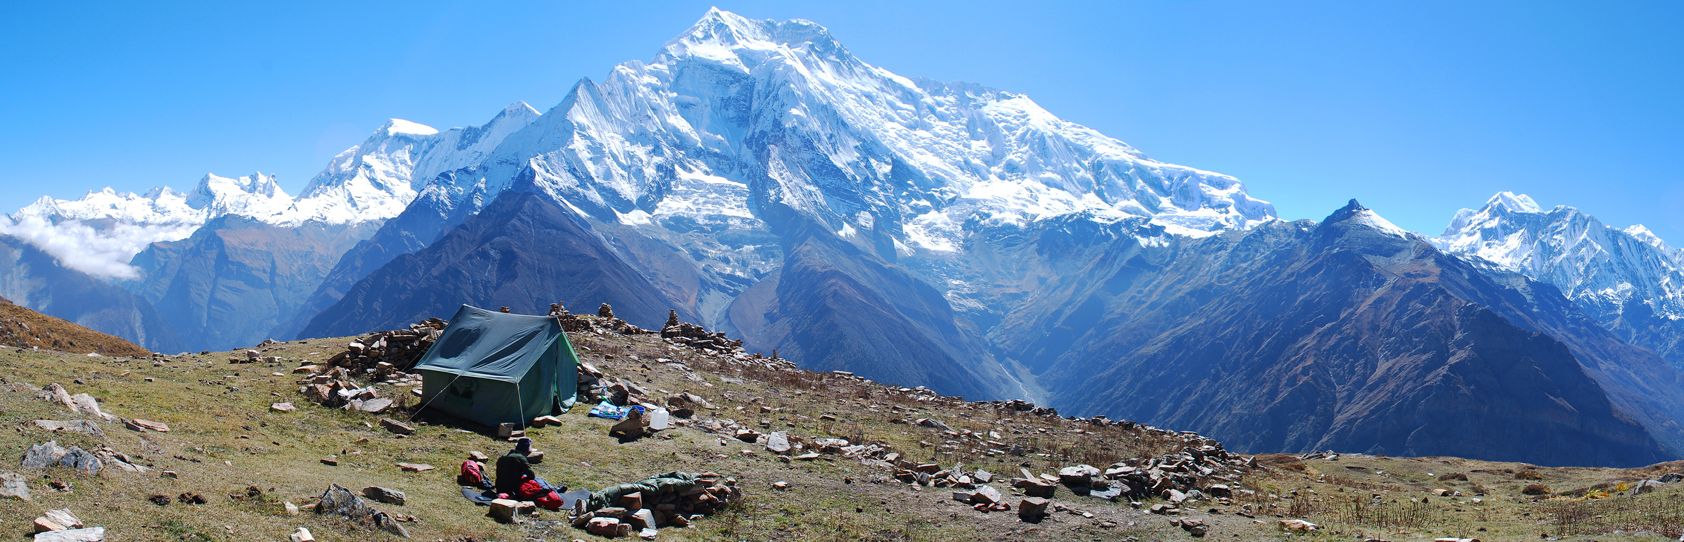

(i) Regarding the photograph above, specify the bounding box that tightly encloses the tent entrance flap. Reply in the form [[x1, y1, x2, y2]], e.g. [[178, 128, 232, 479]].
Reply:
[[412, 305, 580, 427]]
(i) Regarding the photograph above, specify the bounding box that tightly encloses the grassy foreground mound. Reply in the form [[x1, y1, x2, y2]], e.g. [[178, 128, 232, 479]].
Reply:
[[0, 313, 1681, 541]]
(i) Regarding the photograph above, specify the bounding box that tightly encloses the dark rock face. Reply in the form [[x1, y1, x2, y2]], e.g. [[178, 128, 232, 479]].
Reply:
[[280, 180, 480, 340], [1005, 203, 1675, 467], [725, 221, 1024, 401], [301, 189, 694, 338], [130, 216, 376, 351], [0, 235, 178, 352]]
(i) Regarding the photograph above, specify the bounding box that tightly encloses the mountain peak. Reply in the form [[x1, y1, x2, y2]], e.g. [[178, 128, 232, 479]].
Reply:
[[383, 118, 439, 137], [1321, 198, 1409, 237], [499, 101, 540, 119], [1322, 198, 1368, 222], [1485, 191, 1542, 214], [188, 172, 290, 212], [661, 8, 845, 69]]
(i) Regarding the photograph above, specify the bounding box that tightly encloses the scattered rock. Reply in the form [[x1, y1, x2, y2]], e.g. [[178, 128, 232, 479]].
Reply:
[[1018, 497, 1049, 521], [357, 398, 394, 414], [1176, 518, 1209, 537], [772, 480, 790, 490], [21, 442, 100, 475], [487, 499, 528, 523], [43, 509, 82, 529], [765, 431, 790, 454], [288, 527, 314, 542], [396, 463, 433, 473], [123, 419, 170, 433], [610, 410, 648, 441], [379, 418, 415, 435], [2, 471, 30, 501], [31, 527, 105, 542], [362, 486, 406, 505], [34, 516, 67, 533], [586, 516, 630, 537], [1013, 477, 1056, 498], [315, 484, 409, 538], [270, 402, 296, 413], [1280, 519, 1318, 533], [1058, 464, 1099, 487], [31, 420, 103, 437]]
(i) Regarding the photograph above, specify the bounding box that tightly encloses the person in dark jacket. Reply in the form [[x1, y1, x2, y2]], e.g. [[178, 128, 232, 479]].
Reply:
[[494, 438, 536, 496]]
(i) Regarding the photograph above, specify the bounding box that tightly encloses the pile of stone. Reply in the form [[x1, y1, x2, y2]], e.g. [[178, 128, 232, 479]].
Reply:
[[292, 319, 450, 412], [1048, 440, 1248, 512], [299, 371, 398, 414], [568, 472, 741, 539], [983, 399, 1061, 418], [659, 311, 741, 353], [576, 362, 607, 403], [317, 319, 446, 376], [552, 303, 648, 335]]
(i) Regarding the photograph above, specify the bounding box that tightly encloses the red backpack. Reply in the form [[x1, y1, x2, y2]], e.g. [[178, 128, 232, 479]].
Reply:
[[518, 479, 563, 510], [458, 460, 485, 487]]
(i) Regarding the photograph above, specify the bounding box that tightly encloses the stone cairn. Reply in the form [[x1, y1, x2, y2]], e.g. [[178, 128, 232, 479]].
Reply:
[[294, 318, 446, 412], [660, 310, 741, 353]]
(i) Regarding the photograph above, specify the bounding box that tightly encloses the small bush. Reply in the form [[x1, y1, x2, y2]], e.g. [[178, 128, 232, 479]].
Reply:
[[1516, 469, 1544, 480], [1437, 472, 1469, 481], [1522, 484, 1552, 496]]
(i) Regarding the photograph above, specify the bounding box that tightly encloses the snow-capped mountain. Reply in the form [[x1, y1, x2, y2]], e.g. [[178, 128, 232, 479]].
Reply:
[[1, 103, 540, 283], [1439, 192, 1684, 321], [294, 104, 541, 222], [310, 8, 1275, 333], [299, 8, 1278, 401], [527, 8, 1275, 243], [1438, 192, 1684, 365]]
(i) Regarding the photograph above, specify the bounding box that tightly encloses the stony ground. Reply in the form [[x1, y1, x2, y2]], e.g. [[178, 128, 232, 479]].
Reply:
[[1, 315, 1682, 541]]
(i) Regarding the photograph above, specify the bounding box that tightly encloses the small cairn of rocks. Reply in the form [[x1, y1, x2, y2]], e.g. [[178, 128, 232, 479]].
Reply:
[[660, 311, 741, 353], [295, 319, 446, 412], [319, 319, 446, 376], [552, 303, 648, 335]]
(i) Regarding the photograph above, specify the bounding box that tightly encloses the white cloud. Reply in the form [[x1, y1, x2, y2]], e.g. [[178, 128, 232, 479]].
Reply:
[[0, 215, 199, 280]]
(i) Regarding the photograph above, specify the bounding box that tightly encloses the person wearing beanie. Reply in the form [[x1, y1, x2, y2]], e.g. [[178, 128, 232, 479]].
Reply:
[[494, 438, 536, 496]]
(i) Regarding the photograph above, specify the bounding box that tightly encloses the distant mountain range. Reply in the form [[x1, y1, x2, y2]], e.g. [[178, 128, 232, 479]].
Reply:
[[3, 8, 1681, 466]]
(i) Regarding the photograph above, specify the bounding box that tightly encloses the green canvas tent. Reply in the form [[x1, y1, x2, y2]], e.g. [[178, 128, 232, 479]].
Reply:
[[414, 305, 580, 427]]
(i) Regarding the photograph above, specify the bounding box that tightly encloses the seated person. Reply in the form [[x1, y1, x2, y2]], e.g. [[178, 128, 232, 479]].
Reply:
[[494, 438, 566, 510]]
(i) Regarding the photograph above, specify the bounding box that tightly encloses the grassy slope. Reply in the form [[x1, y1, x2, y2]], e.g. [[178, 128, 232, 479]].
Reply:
[[0, 298, 149, 357], [0, 320, 1678, 541]]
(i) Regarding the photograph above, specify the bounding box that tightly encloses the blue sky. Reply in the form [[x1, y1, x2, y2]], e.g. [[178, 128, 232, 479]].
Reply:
[[2, 1, 1681, 240]]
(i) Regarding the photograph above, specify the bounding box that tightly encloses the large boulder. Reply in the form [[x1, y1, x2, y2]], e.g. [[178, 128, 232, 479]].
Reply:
[[20, 442, 100, 475]]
